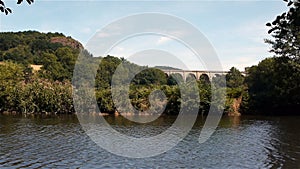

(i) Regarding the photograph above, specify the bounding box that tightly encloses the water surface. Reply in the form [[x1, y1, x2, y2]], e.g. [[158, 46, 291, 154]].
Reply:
[[0, 114, 299, 168]]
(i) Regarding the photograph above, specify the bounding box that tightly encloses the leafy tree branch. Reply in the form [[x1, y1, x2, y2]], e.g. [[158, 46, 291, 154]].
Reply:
[[0, 0, 33, 15]]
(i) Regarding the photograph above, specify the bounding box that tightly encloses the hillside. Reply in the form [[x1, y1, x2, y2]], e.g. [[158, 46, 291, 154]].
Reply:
[[0, 31, 182, 114], [0, 31, 89, 81]]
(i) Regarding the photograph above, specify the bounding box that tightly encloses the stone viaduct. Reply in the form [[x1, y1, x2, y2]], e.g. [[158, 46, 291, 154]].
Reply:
[[162, 69, 246, 82]]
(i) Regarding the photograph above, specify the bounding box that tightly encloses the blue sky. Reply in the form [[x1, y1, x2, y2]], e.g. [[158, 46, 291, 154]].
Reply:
[[0, 0, 287, 70]]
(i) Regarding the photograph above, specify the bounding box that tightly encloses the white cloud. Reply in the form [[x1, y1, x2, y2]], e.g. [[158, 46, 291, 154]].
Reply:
[[97, 32, 115, 38], [156, 37, 172, 45], [81, 27, 92, 34]]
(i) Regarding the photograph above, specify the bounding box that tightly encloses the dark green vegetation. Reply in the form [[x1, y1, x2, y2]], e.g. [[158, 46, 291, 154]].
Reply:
[[245, 57, 300, 115], [244, 0, 300, 115]]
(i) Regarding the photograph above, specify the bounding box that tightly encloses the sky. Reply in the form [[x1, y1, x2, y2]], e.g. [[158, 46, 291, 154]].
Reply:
[[0, 0, 288, 70]]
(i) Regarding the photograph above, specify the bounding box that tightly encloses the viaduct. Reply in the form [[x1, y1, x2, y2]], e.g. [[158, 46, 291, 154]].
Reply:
[[162, 69, 246, 81]]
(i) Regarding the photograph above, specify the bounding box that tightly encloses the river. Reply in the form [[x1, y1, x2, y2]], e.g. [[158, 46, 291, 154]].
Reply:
[[0, 114, 299, 168]]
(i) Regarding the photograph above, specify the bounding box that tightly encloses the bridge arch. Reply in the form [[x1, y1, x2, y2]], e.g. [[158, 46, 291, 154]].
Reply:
[[199, 74, 210, 83], [211, 74, 226, 87], [167, 73, 184, 85], [186, 73, 197, 82], [162, 69, 240, 83]]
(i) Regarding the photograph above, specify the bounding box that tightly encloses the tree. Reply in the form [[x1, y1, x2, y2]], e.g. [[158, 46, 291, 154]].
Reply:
[[95, 55, 122, 89], [167, 73, 183, 85], [0, 0, 33, 15], [132, 68, 167, 85], [250, 0, 300, 115], [245, 57, 300, 114], [55, 47, 77, 78], [38, 52, 69, 81], [265, 0, 300, 60], [0, 61, 24, 111], [241, 0, 300, 115], [198, 76, 212, 115], [226, 67, 244, 88]]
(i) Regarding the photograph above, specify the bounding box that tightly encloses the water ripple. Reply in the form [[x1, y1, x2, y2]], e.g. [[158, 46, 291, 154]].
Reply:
[[0, 115, 299, 168]]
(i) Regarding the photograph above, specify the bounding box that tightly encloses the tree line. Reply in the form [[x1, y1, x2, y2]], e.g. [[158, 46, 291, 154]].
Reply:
[[0, 0, 299, 115], [0, 31, 244, 115]]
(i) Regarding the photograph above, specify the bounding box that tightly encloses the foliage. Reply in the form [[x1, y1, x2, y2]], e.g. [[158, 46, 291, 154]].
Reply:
[[167, 73, 184, 85], [245, 57, 300, 114], [9, 79, 73, 114], [0, 0, 33, 15], [0, 61, 73, 114], [198, 77, 212, 115], [265, 0, 300, 60], [132, 68, 167, 85], [226, 67, 244, 88], [0, 31, 83, 81], [249, 0, 300, 115], [212, 67, 246, 115], [95, 56, 123, 89], [0, 61, 25, 111], [95, 88, 115, 113]]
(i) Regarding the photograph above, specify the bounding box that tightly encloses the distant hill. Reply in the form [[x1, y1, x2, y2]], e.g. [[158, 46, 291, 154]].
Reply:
[[0, 31, 90, 81], [0, 31, 178, 83], [154, 66, 182, 70], [50, 36, 83, 49]]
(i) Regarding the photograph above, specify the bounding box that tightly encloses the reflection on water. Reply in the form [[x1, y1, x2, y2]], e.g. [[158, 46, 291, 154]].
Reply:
[[0, 114, 299, 168]]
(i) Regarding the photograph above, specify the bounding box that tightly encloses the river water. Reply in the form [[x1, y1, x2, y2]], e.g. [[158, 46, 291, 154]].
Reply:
[[0, 114, 299, 168]]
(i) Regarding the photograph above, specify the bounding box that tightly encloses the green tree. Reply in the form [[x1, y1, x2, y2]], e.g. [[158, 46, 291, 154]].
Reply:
[[2, 45, 33, 64], [0, 61, 24, 111], [226, 67, 244, 88], [38, 52, 69, 81], [247, 0, 300, 115], [167, 73, 183, 85], [55, 47, 77, 78], [245, 57, 300, 114], [265, 0, 300, 60], [132, 68, 167, 85], [212, 74, 226, 88], [95, 55, 122, 89], [198, 77, 211, 115]]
